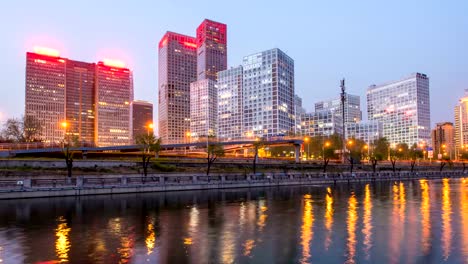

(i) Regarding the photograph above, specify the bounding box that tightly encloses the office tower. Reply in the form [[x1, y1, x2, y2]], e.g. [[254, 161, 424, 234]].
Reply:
[[66, 60, 96, 145], [25, 48, 67, 144], [242, 48, 295, 138], [95, 61, 133, 147], [158, 32, 197, 144], [196, 19, 227, 81], [367, 73, 430, 146], [300, 111, 343, 137], [190, 79, 217, 141], [454, 92, 468, 156], [346, 121, 383, 145], [294, 94, 306, 134], [217, 66, 243, 140], [315, 94, 361, 124], [431, 122, 455, 159], [132, 100, 153, 139]]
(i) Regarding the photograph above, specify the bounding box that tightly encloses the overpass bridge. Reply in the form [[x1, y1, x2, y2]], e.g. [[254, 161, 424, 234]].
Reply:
[[0, 139, 305, 162]]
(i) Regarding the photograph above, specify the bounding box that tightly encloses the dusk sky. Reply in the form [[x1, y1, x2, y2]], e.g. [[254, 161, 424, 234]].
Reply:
[[1, 0, 467, 127]]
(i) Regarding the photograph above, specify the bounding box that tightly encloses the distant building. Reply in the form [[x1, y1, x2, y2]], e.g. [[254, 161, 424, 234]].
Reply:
[[431, 122, 455, 159], [25, 50, 67, 144], [315, 94, 361, 124], [190, 79, 218, 141], [346, 121, 383, 144], [294, 94, 306, 134], [242, 48, 295, 138], [132, 100, 153, 139], [300, 110, 343, 137], [196, 19, 227, 81], [217, 66, 243, 140], [158, 32, 197, 144], [25, 48, 133, 146], [454, 92, 468, 155], [94, 61, 133, 147], [367, 73, 431, 146]]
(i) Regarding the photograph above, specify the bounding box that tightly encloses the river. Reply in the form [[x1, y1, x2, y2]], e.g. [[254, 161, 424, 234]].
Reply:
[[0, 178, 466, 263]]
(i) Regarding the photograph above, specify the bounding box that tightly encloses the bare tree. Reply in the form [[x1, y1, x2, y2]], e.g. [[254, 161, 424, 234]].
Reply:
[[135, 134, 162, 177], [2, 116, 42, 142], [62, 135, 79, 178], [2, 118, 23, 142], [252, 139, 265, 175], [23, 115, 42, 142], [206, 142, 225, 176]]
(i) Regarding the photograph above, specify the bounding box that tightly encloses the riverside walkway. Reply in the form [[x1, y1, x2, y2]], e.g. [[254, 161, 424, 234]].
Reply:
[[0, 170, 465, 199]]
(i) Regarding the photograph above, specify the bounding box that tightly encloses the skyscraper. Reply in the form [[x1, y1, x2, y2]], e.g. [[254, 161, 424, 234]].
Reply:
[[158, 32, 197, 144], [315, 94, 362, 124], [66, 60, 96, 145], [25, 48, 66, 144], [242, 48, 295, 138], [217, 66, 243, 140], [454, 91, 468, 153], [367, 73, 430, 146], [196, 19, 227, 81], [190, 79, 218, 140], [95, 61, 133, 147], [300, 110, 343, 137], [132, 100, 153, 139]]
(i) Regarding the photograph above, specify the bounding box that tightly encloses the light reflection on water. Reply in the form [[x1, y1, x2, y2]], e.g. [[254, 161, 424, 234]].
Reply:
[[0, 178, 466, 263]]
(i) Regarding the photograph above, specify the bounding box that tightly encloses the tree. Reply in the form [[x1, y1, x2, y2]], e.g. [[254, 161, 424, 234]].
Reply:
[[408, 143, 423, 173], [372, 137, 389, 161], [252, 138, 265, 174], [395, 143, 409, 160], [206, 141, 225, 176], [23, 116, 42, 142], [135, 134, 162, 177], [2, 116, 42, 143], [62, 135, 79, 178]]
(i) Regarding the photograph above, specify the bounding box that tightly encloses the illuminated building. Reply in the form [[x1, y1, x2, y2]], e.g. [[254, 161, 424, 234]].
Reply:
[[454, 91, 468, 154], [217, 66, 243, 140], [242, 48, 295, 138], [300, 110, 343, 137], [432, 122, 455, 159], [25, 48, 67, 144], [196, 19, 227, 81], [132, 100, 153, 139], [367, 73, 431, 146], [294, 94, 306, 134], [25, 48, 133, 146], [346, 121, 383, 144], [95, 61, 133, 147], [315, 94, 362, 123], [158, 32, 197, 144], [65, 60, 96, 145], [190, 79, 217, 140]]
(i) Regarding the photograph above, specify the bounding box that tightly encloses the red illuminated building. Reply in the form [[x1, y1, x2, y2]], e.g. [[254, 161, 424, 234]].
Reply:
[[158, 32, 197, 144], [196, 19, 227, 81], [25, 48, 133, 146]]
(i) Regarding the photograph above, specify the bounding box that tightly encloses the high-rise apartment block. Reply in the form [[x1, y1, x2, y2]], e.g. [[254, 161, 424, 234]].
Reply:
[[367, 73, 430, 146], [346, 121, 383, 144], [132, 100, 153, 139], [217, 66, 243, 140], [454, 92, 468, 152], [315, 94, 362, 124], [190, 79, 218, 140], [242, 48, 295, 138], [431, 122, 455, 159], [25, 48, 133, 146], [158, 32, 197, 144], [196, 19, 227, 81]]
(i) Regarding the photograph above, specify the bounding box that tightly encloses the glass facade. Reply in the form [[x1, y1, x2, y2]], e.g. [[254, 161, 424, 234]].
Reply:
[[190, 79, 217, 141], [25, 52, 67, 144], [158, 32, 197, 144], [242, 48, 295, 138], [315, 94, 362, 123], [217, 66, 243, 140], [454, 93, 468, 151], [367, 73, 430, 146], [346, 121, 383, 144], [196, 19, 227, 81], [95, 62, 133, 147], [300, 110, 343, 137], [431, 122, 454, 158]]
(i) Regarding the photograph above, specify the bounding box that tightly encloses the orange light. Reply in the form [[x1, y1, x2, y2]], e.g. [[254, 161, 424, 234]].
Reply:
[[58, 59, 66, 63], [148, 123, 154, 129], [102, 59, 126, 68], [183, 41, 197, 48], [33, 46, 60, 57], [61, 122, 67, 128], [186, 131, 191, 137]]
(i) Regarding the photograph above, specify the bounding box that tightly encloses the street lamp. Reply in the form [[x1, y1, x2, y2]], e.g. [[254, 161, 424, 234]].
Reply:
[[60, 121, 68, 148], [304, 137, 310, 160], [147, 123, 154, 136], [323, 141, 330, 161]]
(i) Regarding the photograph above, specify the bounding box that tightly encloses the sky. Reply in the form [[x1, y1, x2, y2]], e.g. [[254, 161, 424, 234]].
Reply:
[[1, 0, 467, 127]]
